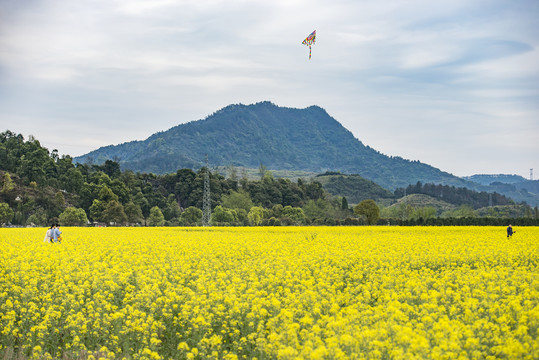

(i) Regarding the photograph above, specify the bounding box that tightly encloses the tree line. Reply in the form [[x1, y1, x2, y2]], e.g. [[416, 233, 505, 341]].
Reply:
[[1, 130, 538, 227], [1, 131, 355, 226], [394, 181, 514, 208]]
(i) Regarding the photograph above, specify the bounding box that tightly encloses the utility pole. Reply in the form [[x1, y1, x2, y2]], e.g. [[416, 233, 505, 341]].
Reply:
[[202, 154, 211, 226]]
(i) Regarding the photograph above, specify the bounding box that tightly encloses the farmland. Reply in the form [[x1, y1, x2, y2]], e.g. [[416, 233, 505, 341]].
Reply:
[[1, 227, 538, 359]]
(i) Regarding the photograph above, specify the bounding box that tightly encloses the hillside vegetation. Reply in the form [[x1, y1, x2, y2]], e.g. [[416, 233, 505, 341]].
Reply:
[[2, 130, 538, 227], [75, 102, 473, 190], [314, 172, 394, 204]]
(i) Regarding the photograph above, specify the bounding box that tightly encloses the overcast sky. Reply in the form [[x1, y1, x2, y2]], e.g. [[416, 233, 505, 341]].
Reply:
[[1, 0, 538, 178]]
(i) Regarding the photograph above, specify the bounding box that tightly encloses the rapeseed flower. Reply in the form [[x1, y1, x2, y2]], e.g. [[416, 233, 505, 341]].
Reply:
[[0, 226, 537, 359]]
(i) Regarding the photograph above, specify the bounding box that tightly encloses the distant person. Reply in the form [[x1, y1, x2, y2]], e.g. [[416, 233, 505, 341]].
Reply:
[[507, 224, 514, 238], [43, 224, 55, 243], [52, 224, 62, 243]]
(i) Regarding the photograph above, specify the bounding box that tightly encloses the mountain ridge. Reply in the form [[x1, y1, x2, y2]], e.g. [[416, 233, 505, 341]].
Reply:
[[74, 102, 485, 190]]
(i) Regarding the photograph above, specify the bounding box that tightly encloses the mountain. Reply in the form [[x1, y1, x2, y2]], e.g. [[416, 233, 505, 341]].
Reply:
[[75, 102, 478, 190], [463, 174, 528, 185], [314, 172, 394, 204], [464, 174, 539, 206]]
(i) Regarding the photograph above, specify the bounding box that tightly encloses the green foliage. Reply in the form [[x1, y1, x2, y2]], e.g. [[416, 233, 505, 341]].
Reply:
[[181, 207, 202, 225], [248, 206, 264, 226], [0, 202, 14, 225], [341, 197, 348, 210], [381, 194, 455, 220], [163, 195, 181, 221], [148, 206, 165, 226], [98, 186, 119, 203], [409, 206, 437, 221], [221, 189, 253, 212], [2, 130, 536, 227], [440, 205, 478, 219], [59, 207, 88, 226], [317, 173, 394, 204], [102, 200, 128, 225], [354, 200, 380, 225], [1, 172, 15, 195], [60, 168, 84, 193], [26, 208, 48, 226], [89, 199, 106, 222], [124, 202, 144, 225], [395, 182, 514, 209], [211, 205, 235, 225], [281, 206, 306, 225]]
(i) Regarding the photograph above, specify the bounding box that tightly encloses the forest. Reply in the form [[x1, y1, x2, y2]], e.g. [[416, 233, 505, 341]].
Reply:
[[1, 130, 538, 227]]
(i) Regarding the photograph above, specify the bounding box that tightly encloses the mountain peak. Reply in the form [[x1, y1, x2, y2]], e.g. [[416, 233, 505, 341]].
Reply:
[[75, 102, 468, 189]]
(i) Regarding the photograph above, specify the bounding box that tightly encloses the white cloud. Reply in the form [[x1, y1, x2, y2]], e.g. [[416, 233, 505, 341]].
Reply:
[[0, 0, 537, 178]]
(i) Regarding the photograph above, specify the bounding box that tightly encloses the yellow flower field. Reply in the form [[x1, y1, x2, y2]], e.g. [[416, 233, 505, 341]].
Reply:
[[0, 226, 538, 359]]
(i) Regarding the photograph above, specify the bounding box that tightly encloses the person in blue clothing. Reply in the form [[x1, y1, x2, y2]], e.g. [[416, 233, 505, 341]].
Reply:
[[507, 224, 514, 238], [52, 223, 62, 243]]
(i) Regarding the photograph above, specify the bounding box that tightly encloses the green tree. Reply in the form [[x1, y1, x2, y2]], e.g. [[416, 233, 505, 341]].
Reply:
[[103, 160, 121, 178], [26, 208, 48, 226], [17, 146, 50, 185], [281, 205, 306, 225], [59, 207, 89, 226], [102, 200, 128, 225], [148, 206, 165, 226], [89, 199, 106, 222], [303, 199, 327, 221], [232, 208, 248, 225], [109, 179, 131, 204], [441, 205, 477, 218], [98, 185, 119, 203], [410, 206, 436, 221], [1, 172, 15, 194], [133, 192, 151, 219], [341, 196, 349, 210], [0, 202, 14, 225], [354, 200, 380, 225], [60, 168, 84, 193], [163, 194, 182, 221], [221, 189, 253, 212], [248, 206, 264, 226], [124, 201, 144, 225], [211, 205, 235, 224], [181, 206, 202, 225], [55, 191, 65, 207]]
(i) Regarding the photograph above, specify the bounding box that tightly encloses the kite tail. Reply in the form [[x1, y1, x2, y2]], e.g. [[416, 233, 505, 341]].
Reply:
[[309, 45, 312, 60]]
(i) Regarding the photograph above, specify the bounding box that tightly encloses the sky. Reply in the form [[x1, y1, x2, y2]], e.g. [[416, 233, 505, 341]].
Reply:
[[1, 0, 538, 178]]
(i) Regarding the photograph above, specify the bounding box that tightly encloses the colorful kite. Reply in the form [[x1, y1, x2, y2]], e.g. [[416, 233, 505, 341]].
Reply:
[[302, 30, 316, 59]]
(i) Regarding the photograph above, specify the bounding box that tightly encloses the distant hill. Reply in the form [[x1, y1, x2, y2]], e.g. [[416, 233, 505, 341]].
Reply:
[[464, 174, 539, 205], [384, 194, 456, 215], [75, 102, 473, 190], [463, 174, 528, 185], [314, 172, 394, 204]]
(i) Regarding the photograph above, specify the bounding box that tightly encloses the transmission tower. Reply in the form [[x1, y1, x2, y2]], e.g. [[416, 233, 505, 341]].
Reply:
[[202, 154, 211, 226], [531, 168, 534, 181]]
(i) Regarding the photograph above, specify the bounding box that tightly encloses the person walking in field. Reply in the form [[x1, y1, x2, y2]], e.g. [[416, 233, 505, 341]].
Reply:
[[507, 224, 514, 238], [52, 224, 62, 243], [44, 224, 55, 243]]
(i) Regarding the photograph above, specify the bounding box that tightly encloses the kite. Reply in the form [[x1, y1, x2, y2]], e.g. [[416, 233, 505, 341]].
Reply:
[[302, 30, 316, 59]]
